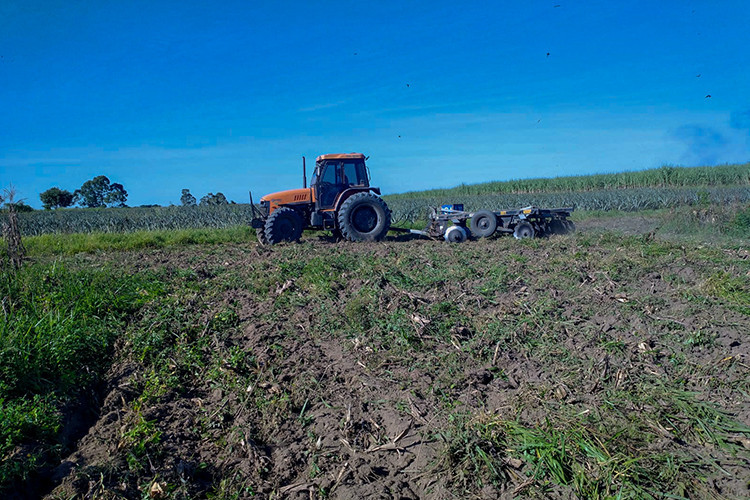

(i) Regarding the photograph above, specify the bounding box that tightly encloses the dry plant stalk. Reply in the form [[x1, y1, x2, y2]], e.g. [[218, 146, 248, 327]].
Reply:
[[1, 187, 26, 270]]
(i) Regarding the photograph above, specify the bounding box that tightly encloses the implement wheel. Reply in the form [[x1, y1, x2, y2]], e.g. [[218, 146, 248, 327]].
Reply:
[[264, 207, 304, 244], [513, 221, 535, 239], [338, 193, 391, 242], [444, 225, 468, 243], [470, 210, 498, 238]]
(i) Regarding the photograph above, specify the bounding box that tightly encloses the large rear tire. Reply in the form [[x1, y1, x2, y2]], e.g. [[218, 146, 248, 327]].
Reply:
[[470, 210, 498, 238], [337, 193, 391, 242], [264, 207, 304, 244]]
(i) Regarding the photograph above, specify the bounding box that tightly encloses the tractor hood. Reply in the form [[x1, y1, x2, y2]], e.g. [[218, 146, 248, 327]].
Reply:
[[260, 188, 312, 212]]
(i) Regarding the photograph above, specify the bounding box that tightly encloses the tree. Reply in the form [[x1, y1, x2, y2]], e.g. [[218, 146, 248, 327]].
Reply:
[[76, 176, 110, 208], [180, 189, 197, 206], [105, 182, 128, 207], [3, 201, 34, 213], [76, 176, 128, 208], [199, 192, 228, 206], [39, 187, 75, 210]]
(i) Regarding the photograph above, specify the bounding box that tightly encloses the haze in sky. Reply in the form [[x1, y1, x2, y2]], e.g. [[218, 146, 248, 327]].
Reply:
[[2, 0, 749, 208]]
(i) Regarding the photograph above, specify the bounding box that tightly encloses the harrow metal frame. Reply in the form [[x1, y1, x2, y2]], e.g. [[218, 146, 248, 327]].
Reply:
[[394, 205, 575, 241]]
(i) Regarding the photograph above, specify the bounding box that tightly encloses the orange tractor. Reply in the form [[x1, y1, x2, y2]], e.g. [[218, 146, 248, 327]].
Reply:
[[250, 153, 391, 245]]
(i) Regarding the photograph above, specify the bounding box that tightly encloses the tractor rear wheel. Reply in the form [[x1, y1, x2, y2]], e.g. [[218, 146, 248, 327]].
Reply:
[[470, 210, 498, 238], [337, 193, 391, 242], [513, 221, 535, 239], [264, 207, 304, 244]]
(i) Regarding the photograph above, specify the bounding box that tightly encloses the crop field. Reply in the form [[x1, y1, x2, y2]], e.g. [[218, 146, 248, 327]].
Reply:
[[15, 186, 750, 236], [17, 204, 258, 237], [386, 186, 750, 224], [16, 163, 750, 234], [392, 163, 750, 197], [2, 201, 749, 499]]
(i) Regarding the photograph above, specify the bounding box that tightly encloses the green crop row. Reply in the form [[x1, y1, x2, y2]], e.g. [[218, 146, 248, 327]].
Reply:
[[390, 163, 750, 199], [18, 204, 256, 236], [16, 186, 750, 235], [385, 186, 750, 223]]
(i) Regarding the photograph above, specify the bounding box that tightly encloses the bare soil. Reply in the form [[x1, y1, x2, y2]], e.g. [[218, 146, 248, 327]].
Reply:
[[41, 226, 750, 499]]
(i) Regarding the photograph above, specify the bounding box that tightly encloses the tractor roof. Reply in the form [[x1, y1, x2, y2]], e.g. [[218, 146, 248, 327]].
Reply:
[[316, 153, 365, 162]]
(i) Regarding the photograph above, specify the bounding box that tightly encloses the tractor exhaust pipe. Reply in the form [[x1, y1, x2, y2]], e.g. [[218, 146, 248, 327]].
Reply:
[[302, 156, 307, 188]]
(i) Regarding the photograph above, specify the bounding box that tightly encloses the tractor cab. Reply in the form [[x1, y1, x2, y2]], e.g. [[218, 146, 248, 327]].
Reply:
[[311, 154, 370, 209]]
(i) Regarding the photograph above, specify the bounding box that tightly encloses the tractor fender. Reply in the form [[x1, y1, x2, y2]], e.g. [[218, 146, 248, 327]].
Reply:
[[333, 187, 382, 212]]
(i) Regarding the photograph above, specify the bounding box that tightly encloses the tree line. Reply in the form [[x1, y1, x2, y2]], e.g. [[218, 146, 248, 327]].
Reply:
[[37, 178, 233, 210], [40, 176, 128, 209], [179, 189, 233, 206]]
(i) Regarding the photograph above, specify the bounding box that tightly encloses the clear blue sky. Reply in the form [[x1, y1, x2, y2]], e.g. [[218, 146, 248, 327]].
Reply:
[[2, 0, 749, 207]]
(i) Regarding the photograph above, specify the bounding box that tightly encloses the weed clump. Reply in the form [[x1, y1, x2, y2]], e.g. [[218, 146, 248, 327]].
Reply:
[[730, 203, 750, 234], [0, 188, 26, 270], [437, 413, 510, 490]]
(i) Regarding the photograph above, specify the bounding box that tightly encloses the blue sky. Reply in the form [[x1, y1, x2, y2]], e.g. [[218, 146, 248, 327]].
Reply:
[[1, 0, 749, 207]]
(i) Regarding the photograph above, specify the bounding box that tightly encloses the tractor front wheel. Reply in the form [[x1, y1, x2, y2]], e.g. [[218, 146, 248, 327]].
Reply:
[[264, 207, 304, 244], [337, 193, 391, 242]]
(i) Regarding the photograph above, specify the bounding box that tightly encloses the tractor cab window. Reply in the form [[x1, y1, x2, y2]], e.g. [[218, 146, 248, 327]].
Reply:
[[342, 162, 366, 186], [320, 163, 336, 184], [317, 162, 339, 208], [316, 160, 368, 208]]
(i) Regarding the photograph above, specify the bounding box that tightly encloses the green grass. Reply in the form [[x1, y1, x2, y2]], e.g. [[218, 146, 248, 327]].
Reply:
[[22, 226, 253, 255], [437, 412, 509, 489], [730, 203, 750, 234], [702, 271, 750, 316], [0, 264, 162, 488], [656, 203, 750, 241], [434, 383, 750, 498]]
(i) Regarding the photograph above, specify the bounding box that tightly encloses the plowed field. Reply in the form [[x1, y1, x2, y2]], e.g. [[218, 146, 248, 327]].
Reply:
[[6, 218, 749, 499]]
